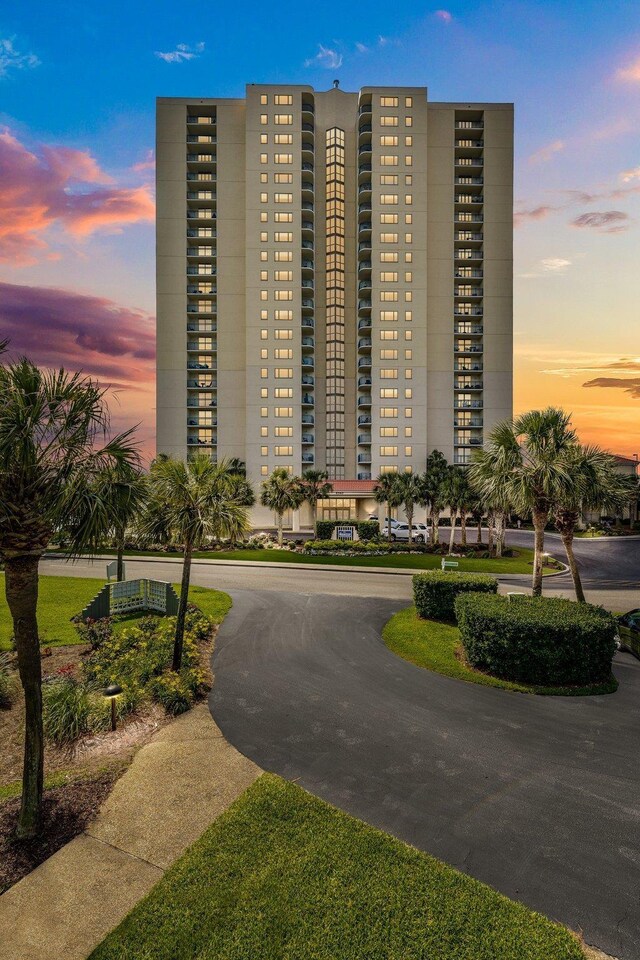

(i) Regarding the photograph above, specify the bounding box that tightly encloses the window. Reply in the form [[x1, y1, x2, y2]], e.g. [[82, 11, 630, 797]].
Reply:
[[380, 213, 398, 223], [260, 368, 268, 378], [380, 349, 398, 359], [260, 173, 268, 183], [275, 446, 293, 456], [380, 310, 398, 321], [405, 213, 413, 224], [260, 212, 268, 222], [260, 426, 268, 436], [380, 96, 398, 106], [405, 446, 413, 456], [405, 310, 412, 321], [260, 290, 268, 300], [261, 445, 268, 456], [380, 271, 398, 282], [380, 368, 398, 378], [275, 348, 293, 359], [380, 136, 398, 146], [405, 368, 413, 378], [405, 407, 412, 417], [380, 427, 398, 437], [380, 330, 398, 340], [381, 116, 399, 126], [380, 388, 398, 398], [275, 173, 293, 183], [274, 193, 292, 202], [274, 94, 293, 105], [405, 272, 413, 282], [380, 291, 398, 301], [405, 155, 413, 166], [260, 114, 268, 125], [274, 270, 292, 280], [275, 407, 292, 416], [405, 330, 412, 340], [380, 155, 398, 166], [260, 406, 268, 416], [260, 134, 268, 144], [380, 252, 398, 262], [274, 134, 293, 144], [405, 116, 413, 127], [380, 175, 398, 185], [274, 232, 293, 242], [380, 407, 398, 417], [275, 251, 293, 261], [405, 349, 412, 359], [275, 330, 292, 340], [260, 329, 268, 340], [260, 94, 268, 104], [380, 233, 398, 243], [275, 368, 293, 378], [405, 194, 413, 205], [405, 388, 413, 398], [261, 465, 268, 475], [405, 96, 413, 107], [260, 270, 268, 280], [275, 212, 293, 222], [274, 290, 293, 299], [405, 292, 413, 302], [274, 114, 293, 124], [274, 153, 293, 163], [405, 233, 413, 243], [380, 446, 398, 456], [260, 192, 268, 202], [275, 388, 293, 397], [275, 309, 293, 319], [261, 388, 268, 397], [275, 426, 293, 436], [405, 136, 413, 146]]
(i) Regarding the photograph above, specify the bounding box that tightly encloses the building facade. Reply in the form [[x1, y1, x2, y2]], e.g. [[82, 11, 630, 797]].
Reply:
[[156, 84, 513, 527]]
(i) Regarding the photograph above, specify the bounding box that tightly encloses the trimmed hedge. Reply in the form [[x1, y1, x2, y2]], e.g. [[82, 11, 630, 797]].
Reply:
[[314, 519, 380, 542], [413, 571, 498, 622], [455, 594, 617, 687]]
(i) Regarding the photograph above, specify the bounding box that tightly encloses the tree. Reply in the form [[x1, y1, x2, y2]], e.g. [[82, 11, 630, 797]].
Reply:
[[141, 456, 250, 670], [423, 451, 449, 544], [300, 469, 333, 532], [555, 446, 635, 602], [0, 356, 139, 838], [442, 467, 471, 555], [396, 472, 424, 545], [374, 472, 402, 542], [470, 408, 576, 596], [260, 468, 304, 547], [86, 463, 148, 581]]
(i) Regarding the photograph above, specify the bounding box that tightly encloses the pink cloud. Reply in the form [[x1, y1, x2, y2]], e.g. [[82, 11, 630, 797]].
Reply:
[[570, 210, 629, 232], [132, 149, 155, 173], [0, 128, 155, 264], [528, 139, 564, 165], [514, 205, 556, 227], [615, 54, 640, 83], [435, 10, 453, 23]]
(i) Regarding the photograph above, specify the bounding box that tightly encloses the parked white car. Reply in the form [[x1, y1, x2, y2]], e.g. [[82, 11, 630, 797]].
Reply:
[[382, 522, 429, 543]]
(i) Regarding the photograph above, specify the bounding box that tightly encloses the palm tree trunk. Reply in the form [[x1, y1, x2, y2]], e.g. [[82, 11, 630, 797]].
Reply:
[[312, 501, 317, 536], [487, 515, 494, 556], [432, 509, 440, 545], [561, 529, 585, 602], [173, 542, 192, 671], [448, 510, 457, 555], [5, 554, 44, 839], [387, 501, 392, 543], [494, 513, 504, 558], [477, 517, 482, 545], [277, 512, 284, 548], [532, 509, 547, 597], [406, 503, 413, 546], [460, 513, 467, 547], [116, 522, 125, 582]]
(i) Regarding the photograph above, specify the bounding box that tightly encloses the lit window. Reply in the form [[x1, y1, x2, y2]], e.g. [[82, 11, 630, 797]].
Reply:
[[261, 406, 268, 416], [380, 368, 398, 378], [275, 310, 292, 319], [380, 233, 398, 243], [405, 330, 412, 340], [274, 212, 293, 222], [380, 388, 398, 398], [405, 310, 412, 321], [405, 117, 413, 127], [380, 136, 398, 146], [274, 94, 293, 105], [274, 193, 293, 202], [274, 368, 293, 378], [380, 349, 398, 359], [380, 175, 398, 185], [380, 291, 398, 301], [405, 252, 412, 262], [275, 445, 293, 455], [381, 407, 397, 417], [405, 96, 412, 107], [405, 407, 412, 417], [405, 292, 413, 301], [261, 309, 268, 319], [260, 290, 268, 300], [261, 445, 268, 455], [260, 231, 267, 243], [260, 251, 268, 261], [380, 252, 398, 262], [274, 290, 293, 300], [405, 233, 412, 243], [381, 116, 399, 126], [405, 175, 412, 185], [260, 212, 268, 222], [274, 232, 293, 241], [260, 173, 268, 183], [380, 330, 398, 340], [261, 329, 268, 340], [275, 251, 293, 261], [275, 349, 293, 359], [260, 270, 268, 280], [260, 134, 268, 144], [275, 329, 293, 339], [380, 214, 398, 223], [260, 94, 268, 105], [261, 465, 268, 475], [261, 368, 268, 378], [380, 272, 398, 281], [260, 426, 268, 436], [405, 349, 412, 359], [380, 155, 398, 165], [260, 114, 268, 125], [275, 388, 293, 397], [405, 136, 413, 146], [405, 368, 413, 379], [405, 446, 412, 456], [260, 192, 268, 202], [405, 155, 413, 166], [405, 388, 412, 398], [405, 194, 412, 204], [274, 134, 293, 144], [380, 427, 398, 437], [274, 270, 292, 281], [274, 114, 293, 124], [275, 426, 293, 436], [260, 154, 268, 163], [380, 96, 398, 107], [380, 446, 398, 456], [405, 214, 412, 224], [380, 310, 398, 321], [261, 388, 268, 397], [275, 407, 293, 416], [274, 154, 293, 163]]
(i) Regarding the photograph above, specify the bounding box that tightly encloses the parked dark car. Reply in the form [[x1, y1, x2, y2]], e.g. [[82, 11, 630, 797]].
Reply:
[[617, 610, 640, 659]]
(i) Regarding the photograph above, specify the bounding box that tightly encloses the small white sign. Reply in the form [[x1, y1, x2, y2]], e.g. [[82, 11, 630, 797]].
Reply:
[[336, 526, 356, 541]]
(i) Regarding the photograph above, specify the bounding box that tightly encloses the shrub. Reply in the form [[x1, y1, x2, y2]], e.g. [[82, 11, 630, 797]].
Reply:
[[455, 594, 617, 687], [0, 653, 13, 707], [148, 672, 195, 715], [314, 520, 335, 540], [43, 677, 92, 744], [73, 616, 113, 650], [413, 571, 498, 622], [356, 520, 380, 541]]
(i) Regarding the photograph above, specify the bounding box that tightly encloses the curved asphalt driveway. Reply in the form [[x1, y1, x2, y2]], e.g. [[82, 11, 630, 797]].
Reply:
[[211, 588, 640, 959]]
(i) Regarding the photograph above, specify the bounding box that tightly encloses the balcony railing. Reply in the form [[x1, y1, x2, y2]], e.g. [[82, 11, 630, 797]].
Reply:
[[358, 471, 372, 480]]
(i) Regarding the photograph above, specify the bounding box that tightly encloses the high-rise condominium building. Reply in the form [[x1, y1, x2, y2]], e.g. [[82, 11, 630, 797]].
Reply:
[[156, 84, 513, 527]]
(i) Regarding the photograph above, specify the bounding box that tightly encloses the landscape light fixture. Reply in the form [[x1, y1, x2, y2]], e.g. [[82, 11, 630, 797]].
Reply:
[[103, 683, 123, 731]]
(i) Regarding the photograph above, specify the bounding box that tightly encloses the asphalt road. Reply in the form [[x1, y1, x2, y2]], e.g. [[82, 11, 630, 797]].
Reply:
[[211, 588, 640, 959]]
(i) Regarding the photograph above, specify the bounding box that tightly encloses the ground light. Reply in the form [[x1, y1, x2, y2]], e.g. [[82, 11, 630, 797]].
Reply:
[[103, 683, 123, 731]]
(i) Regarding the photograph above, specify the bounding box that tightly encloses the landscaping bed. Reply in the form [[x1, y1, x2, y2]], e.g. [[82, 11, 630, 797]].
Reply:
[[0, 575, 231, 892], [89, 774, 585, 960]]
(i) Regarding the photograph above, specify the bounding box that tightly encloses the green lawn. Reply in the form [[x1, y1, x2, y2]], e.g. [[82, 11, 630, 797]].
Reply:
[[0, 573, 231, 651], [77, 545, 550, 574], [89, 774, 584, 960], [383, 605, 618, 696]]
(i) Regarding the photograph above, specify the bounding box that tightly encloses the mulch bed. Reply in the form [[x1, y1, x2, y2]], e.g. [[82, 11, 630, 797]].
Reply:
[[0, 772, 119, 894]]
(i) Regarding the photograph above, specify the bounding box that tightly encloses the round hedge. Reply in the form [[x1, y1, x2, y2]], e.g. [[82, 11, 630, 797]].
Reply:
[[455, 594, 617, 687], [412, 571, 498, 623]]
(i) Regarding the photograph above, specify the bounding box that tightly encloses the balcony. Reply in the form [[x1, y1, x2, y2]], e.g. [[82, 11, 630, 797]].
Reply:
[[454, 418, 483, 428], [187, 341, 217, 352], [455, 157, 483, 167], [187, 322, 217, 333], [358, 101, 372, 114], [301, 374, 315, 386], [358, 278, 371, 291], [187, 398, 217, 408], [358, 376, 372, 387], [302, 357, 315, 368], [358, 240, 372, 253], [358, 396, 372, 408], [301, 162, 314, 173], [358, 203, 372, 215], [301, 434, 314, 444], [301, 123, 314, 133], [358, 163, 372, 176], [187, 267, 216, 276], [358, 415, 372, 426], [455, 237, 483, 247], [455, 343, 483, 354], [302, 454, 315, 463], [301, 336, 314, 348], [455, 323, 483, 335], [187, 438, 216, 447], [358, 182, 372, 194], [358, 259, 372, 271], [358, 356, 371, 369], [455, 177, 484, 186], [455, 436, 484, 446], [455, 399, 483, 409], [358, 471, 372, 480], [455, 288, 484, 297], [357, 453, 371, 463], [358, 143, 372, 155], [358, 337, 372, 350], [455, 379, 483, 390], [358, 222, 372, 233], [301, 101, 315, 114], [302, 414, 315, 425], [302, 298, 314, 309], [301, 317, 315, 329], [186, 154, 216, 163], [187, 304, 216, 314], [301, 241, 314, 253], [455, 139, 484, 148], [358, 317, 372, 331], [187, 191, 216, 200], [301, 220, 314, 232], [357, 434, 372, 445], [455, 195, 484, 204], [454, 308, 483, 317], [187, 115, 215, 125], [358, 123, 372, 134], [187, 134, 216, 143], [455, 269, 483, 279], [455, 362, 483, 372], [187, 417, 217, 427], [301, 279, 314, 289], [301, 259, 314, 271], [358, 299, 372, 310], [454, 455, 471, 466], [187, 379, 217, 390], [187, 211, 216, 219], [302, 394, 315, 406]]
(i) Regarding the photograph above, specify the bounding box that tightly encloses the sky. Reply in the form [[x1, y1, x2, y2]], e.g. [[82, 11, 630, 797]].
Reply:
[[1, 0, 640, 462]]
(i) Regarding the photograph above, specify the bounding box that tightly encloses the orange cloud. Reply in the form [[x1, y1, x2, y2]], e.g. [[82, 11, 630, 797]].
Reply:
[[615, 54, 640, 83], [0, 127, 155, 264]]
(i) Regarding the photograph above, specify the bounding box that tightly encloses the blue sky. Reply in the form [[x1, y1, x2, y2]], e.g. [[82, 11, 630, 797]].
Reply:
[[1, 0, 640, 456]]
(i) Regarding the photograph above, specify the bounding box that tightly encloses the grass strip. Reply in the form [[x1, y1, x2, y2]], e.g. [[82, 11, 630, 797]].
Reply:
[[383, 605, 617, 696], [89, 774, 584, 960]]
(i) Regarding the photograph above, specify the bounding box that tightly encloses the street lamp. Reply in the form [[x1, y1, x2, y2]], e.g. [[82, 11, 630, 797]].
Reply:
[[103, 683, 123, 732]]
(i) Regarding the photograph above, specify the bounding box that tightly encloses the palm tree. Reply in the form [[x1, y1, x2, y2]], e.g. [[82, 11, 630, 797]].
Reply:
[[555, 446, 635, 601], [470, 408, 576, 596], [0, 356, 139, 838], [87, 463, 148, 581], [442, 466, 470, 555], [141, 456, 250, 670], [300, 469, 333, 533], [458, 472, 475, 548], [396, 472, 423, 546], [424, 450, 449, 544], [260, 468, 304, 547], [374, 472, 402, 543]]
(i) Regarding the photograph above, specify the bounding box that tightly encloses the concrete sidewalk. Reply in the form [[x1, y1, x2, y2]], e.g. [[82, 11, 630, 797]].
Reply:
[[0, 705, 260, 960]]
